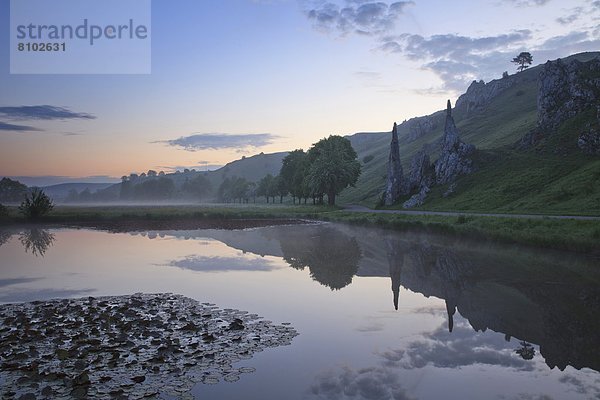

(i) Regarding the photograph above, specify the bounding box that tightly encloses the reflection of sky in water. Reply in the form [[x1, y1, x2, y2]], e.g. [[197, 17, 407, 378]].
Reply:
[[0, 224, 599, 400]]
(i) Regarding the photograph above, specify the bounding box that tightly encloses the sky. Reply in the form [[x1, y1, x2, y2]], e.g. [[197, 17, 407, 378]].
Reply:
[[1, 0, 599, 184]]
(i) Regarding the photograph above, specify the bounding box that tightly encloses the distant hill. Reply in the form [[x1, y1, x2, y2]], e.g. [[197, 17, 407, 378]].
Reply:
[[339, 51, 600, 215], [93, 151, 289, 202]]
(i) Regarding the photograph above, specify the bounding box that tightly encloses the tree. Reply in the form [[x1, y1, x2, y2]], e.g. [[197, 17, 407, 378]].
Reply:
[[183, 174, 212, 201], [280, 150, 308, 204], [305, 135, 361, 206], [217, 177, 233, 203], [0, 178, 28, 203], [257, 174, 276, 203], [19, 189, 54, 219], [231, 177, 250, 203], [274, 175, 288, 203], [0, 203, 8, 217], [512, 52, 532, 72], [133, 177, 175, 200]]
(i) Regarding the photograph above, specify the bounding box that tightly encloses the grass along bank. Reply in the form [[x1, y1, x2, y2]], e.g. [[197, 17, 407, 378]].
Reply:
[[0, 204, 598, 254], [321, 211, 600, 254], [0, 204, 338, 226]]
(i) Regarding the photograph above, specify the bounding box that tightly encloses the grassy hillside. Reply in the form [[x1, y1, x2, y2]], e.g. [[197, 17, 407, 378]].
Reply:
[[423, 110, 600, 215], [339, 52, 600, 215], [205, 151, 288, 189]]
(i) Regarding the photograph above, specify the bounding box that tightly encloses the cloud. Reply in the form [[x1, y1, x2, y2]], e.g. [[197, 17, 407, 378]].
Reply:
[[155, 162, 225, 173], [505, 0, 551, 6], [157, 133, 280, 151], [539, 31, 590, 49], [354, 71, 382, 80], [0, 105, 95, 120], [381, 318, 536, 371], [165, 255, 279, 272], [7, 176, 120, 187], [379, 31, 532, 91], [0, 121, 42, 132], [309, 366, 417, 400], [302, 0, 414, 36]]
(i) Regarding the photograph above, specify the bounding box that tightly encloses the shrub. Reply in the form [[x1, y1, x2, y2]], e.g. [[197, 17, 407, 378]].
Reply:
[[19, 189, 54, 219], [502, 71, 509, 79]]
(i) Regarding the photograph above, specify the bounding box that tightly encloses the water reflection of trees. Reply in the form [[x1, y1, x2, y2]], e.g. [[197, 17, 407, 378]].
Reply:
[[379, 232, 600, 373], [18, 229, 55, 257], [279, 227, 362, 290], [145, 223, 600, 373], [516, 341, 536, 360], [0, 230, 11, 247]]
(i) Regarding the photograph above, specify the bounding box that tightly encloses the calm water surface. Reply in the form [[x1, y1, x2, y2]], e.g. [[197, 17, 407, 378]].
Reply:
[[0, 223, 599, 400]]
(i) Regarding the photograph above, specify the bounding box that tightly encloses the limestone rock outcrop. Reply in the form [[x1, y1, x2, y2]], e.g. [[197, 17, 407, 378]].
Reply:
[[384, 123, 405, 206], [402, 185, 429, 209], [521, 56, 600, 148], [434, 101, 476, 185], [578, 106, 600, 154], [406, 115, 439, 142], [578, 130, 600, 154], [537, 57, 600, 131], [405, 150, 433, 194], [456, 76, 519, 115]]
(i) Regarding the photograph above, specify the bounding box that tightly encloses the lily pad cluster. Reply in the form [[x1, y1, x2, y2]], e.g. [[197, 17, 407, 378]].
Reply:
[[0, 293, 298, 399]]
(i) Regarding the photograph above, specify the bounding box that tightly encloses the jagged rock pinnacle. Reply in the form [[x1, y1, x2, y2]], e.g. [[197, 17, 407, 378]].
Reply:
[[447, 100, 452, 116], [384, 122, 404, 205]]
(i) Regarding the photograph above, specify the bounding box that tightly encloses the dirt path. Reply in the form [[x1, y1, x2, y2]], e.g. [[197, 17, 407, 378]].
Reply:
[[343, 205, 600, 221]]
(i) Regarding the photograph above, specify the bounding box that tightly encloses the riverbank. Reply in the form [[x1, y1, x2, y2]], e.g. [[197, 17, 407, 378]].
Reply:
[[1, 205, 598, 254]]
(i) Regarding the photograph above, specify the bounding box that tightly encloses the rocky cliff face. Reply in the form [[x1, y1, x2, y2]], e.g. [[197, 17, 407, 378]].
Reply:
[[405, 115, 439, 142], [384, 123, 405, 205], [434, 101, 476, 185], [406, 150, 433, 193], [578, 105, 600, 154], [398, 101, 476, 209], [537, 57, 600, 131], [521, 56, 600, 148], [456, 76, 519, 115]]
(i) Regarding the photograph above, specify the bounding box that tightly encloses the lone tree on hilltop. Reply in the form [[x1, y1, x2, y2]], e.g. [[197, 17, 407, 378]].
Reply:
[[512, 52, 533, 72]]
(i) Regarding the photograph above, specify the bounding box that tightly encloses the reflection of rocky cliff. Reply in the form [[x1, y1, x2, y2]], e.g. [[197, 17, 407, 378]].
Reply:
[[378, 232, 600, 373], [143, 222, 600, 373]]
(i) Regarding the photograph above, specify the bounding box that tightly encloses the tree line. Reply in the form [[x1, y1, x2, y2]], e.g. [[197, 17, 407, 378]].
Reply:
[[1, 135, 360, 207], [218, 135, 361, 206]]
